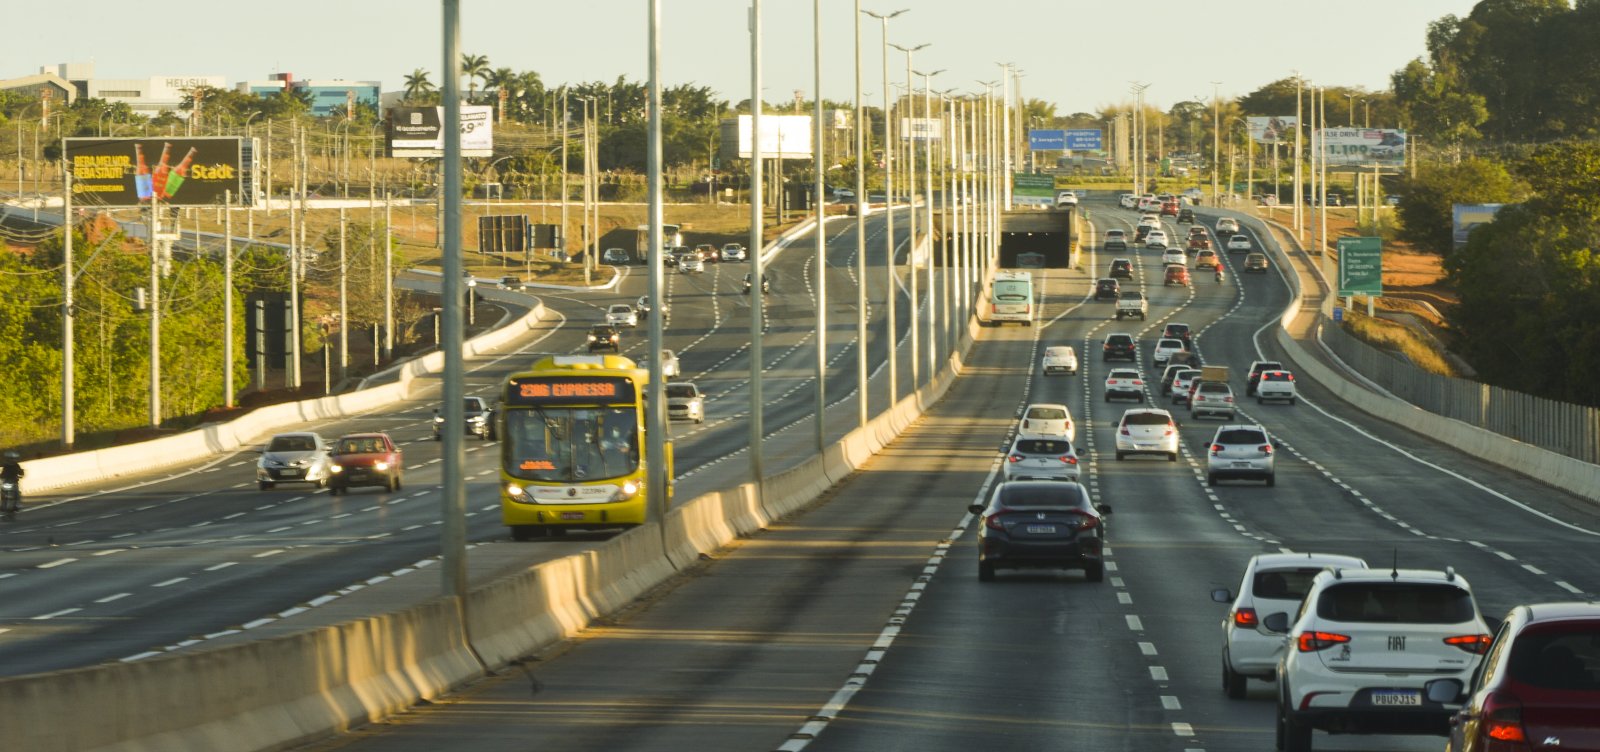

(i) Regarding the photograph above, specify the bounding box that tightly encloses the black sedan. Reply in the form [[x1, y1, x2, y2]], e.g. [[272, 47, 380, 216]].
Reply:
[[970, 481, 1112, 583], [587, 324, 621, 353]]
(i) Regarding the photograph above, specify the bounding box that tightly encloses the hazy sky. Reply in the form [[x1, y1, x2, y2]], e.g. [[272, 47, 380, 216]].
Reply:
[[20, 0, 1479, 113]]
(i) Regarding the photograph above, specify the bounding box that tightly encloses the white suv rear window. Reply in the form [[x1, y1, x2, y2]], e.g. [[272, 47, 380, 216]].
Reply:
[[1316, 583, 1476, 624]]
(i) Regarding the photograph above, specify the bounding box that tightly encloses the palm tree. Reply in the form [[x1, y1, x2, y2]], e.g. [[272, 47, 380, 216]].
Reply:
[[461, 54, 490, 102], [485, 67, 519, 123], [403, 69, 434, 104]]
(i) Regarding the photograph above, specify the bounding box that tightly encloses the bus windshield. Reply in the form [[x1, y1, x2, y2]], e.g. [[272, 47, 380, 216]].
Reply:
[[504, 406, 640, 482], [993, 280, 1031, 301]]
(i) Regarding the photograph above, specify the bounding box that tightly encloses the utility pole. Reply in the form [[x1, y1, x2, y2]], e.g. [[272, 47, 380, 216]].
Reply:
[[813, 0, 827, 452], [864, 7, 907, 405], [749, 0, 766, 487], [62, 167, 75, 447], [224, 191, 234, 408], [338, 206, 348, 383], [1211, 82, 1221, 206], [441, 0, 468, 600], [853, 0, 868, 429]]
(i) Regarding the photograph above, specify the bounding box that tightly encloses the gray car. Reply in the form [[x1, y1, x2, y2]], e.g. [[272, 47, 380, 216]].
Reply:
[[257, 432, 332, 490], [1002, 436, 1081, 482], [1205, 424, 1276, 486]]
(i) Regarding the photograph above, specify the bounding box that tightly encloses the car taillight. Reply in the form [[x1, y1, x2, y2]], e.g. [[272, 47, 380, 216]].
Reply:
[[1022, 420, 1030, 429], [1233, 608, 1258, 627], [1211, 443, 1224, 454], [984, 513, 1007, 531], [1060, 456, 1078, 465], [1297, 631, 1351, 652], [1120, 427, 1131, 436], [1259, 444, 1273, 455], [1163, 427, 1174, 437], [1482, 691, 1527, 743], [1008, 454, 1024, 463], [1223, 396, 1234, 402], [1444, 633, 1492, 654], [1132, 380, 1143, 385], [1072, 514, 1099, 531], [1286, 373, 1295, 381]]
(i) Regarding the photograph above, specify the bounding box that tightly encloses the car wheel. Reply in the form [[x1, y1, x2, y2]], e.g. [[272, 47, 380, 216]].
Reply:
[[1266, 474, 1276, 487], [434, 433, 442, 442], [1104, 394, 1111, 403], [316, 476, 328, 490], [1283, 708, 1313, 752], [1168, 452, 1177, 462], [1116, 451, 1126, 461], [1258, 396, 1265, 404], [329, 485, 342, 496], [1289, 397, 1297, 406], [1136, 394, 1144, 403], [258, 481, 274, 491], [511, 525, 540, 541], [1085, 563, 1105, 583], [1222, 652, 1249, 699], [1208, 473, 1218, 486], [978, 561, 995, 582]]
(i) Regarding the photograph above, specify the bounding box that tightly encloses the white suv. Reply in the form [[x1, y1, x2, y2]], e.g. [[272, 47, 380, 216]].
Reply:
[[1256, 370, 1298, 405], [1114, 408, 1178, 461], [1274, 567, 1491, 752], [1216, 216, 1241, 235], [1206, 424, 1277, 486], [1211, 552, 1368, 699]]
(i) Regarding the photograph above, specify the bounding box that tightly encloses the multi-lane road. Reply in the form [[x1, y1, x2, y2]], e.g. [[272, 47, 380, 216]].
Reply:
[[281, 196, 1599, 752], [0, 207, 945, 676]]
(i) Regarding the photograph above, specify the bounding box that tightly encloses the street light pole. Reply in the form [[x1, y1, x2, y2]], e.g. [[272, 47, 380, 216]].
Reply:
[[440, 0, 468, 601], [62, 166, 75, 447], [853, 0, 869, 428], [917, 69, 943, 382], [647, 0, 668, 525], [1211, 82, 1221, 206], [891, 42, 927, 391], [813, 0, 827, 452], [749, 0, 766, 488], [864, 7, 907, 405]]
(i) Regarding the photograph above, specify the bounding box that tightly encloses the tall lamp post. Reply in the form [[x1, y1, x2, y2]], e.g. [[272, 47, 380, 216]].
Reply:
[[863, 7, 907, 405], [812, 0, 827, 451], [915, 68, 943, 380], [890, 42, 927, 390], [749, 0, 767, 488], [852, 1, 872, 428], [1210, 82, 1222, 206]]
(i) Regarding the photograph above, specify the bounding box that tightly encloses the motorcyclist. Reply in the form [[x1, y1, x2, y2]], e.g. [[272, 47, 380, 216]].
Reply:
[[1214, 267, 1226, 283], [1, 450, 23, 514]]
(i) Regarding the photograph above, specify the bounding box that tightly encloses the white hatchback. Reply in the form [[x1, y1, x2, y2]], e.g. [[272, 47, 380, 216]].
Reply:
[[1114, 408, 1178, 461], [1210, 552, 1368, 699], [1151, 338, 1187, 366], [1227, 234, 1253, 252], [1162, 248, 1188, 266], [1145, 229, 1169, 249], [1018, 403, 1075, 442], [1041, 345, 1079, 376], [1255, 370, 1298, 404], [1216, 217, 1240, 235]]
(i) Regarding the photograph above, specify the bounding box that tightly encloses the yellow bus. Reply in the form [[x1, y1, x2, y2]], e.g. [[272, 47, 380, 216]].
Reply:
[[498, 354, 670, 540]]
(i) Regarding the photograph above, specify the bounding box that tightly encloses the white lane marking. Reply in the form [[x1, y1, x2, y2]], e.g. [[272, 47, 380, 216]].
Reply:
[[93, 549, 126, 557], [242, 618, 275, 630], [1162, 695, 1182, 710], [1139, 642, 1158, 656], [1150, 666, 1169, 681], [95, 592, 132, 603], [1117, 592, 1133, 605], [205, 562, 237, 571], [1556, 581, 1584, 594], [1521, 563, 1546, 575], [38, 558, 77, 569], [152, 577, 188, 588], [1172, 722, 1195, 737], [34, 608, 82, 620], [253, 549, 284, 558], [1126, 615, 1144, 631]]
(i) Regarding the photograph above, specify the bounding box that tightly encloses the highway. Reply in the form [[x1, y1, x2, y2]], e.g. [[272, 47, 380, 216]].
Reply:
[[288, 195, 1600, 752], [0, 207, 947, 676]]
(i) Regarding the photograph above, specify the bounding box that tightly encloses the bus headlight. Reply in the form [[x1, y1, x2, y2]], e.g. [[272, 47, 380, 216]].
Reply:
[[329, 464, 344, 473], [619, 480, 640, 498], [505, 483, 524, 498]]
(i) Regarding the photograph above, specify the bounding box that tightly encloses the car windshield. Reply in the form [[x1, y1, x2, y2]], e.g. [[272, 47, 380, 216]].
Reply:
[[610, 306, 630, 313], [993, 280, 1030, 301], [1252, 568, 1325, 601], [999, 484, 1088, 509], [1508, 628, 1600, 690], [1198, 383, 1231, 394], [337, 437, 386, 454], [1316, 583, 1477, 624], [464, 398, 484, 414], [1263, 372, 1291, 382], [1108, 370, 1139, 379], [1045, 347, 1072, 357], [1122, 412, 1170, 426], [1158, 339, 1184, 349], [1217, 429, 1267, 445], [1015, 439, 1072, 455], [1026, 407, 1067, 420], [665, 385, 697, 399], [1122, 292, 1143, 301], [268, 435, 317, 452], [1107, 336, 1133, 345], [504, 406, 640, 482]]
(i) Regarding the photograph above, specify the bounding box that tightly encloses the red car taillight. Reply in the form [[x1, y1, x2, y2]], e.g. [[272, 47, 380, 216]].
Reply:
[[984, 513, 1007, 531], [1481, 691, 1528, 744], [1120, 427, 1131, 436], [1060, 456, 1078, 465], [1259, 444, 1274, 455], [1008, 454, 1024, 463], [1022, 420, 1031, 429], [1444, 633, 1492, 654], [1071, 513, 1099, 531], [1233, 608, 1258, 628], [1132, 380, 1144, 385], [1211, 443, 1224, 454], [1297, 631, 1351, 652]]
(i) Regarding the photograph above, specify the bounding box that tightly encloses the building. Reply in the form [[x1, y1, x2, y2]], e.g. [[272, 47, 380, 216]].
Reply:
[[0, 71, 77, 114], [38, 63, 222, 119], [237, 73, 381, 118]]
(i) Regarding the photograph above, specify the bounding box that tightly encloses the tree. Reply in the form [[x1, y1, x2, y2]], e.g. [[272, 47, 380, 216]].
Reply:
[[461, 54, 490, 102], [1396, 158, 1526, 255], [403, 69, 435, 104], [1391, 58, 1488, 146]]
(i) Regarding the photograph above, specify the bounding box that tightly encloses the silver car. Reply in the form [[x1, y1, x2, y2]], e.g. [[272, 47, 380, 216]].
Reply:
[[1002, 436, 1081, 482], [1205, 424, 1276, 486], [638, 349, 680, 379], [665, 382, 705, 423], [1190, 382, 1237, 420], [1114, 408, 1179, 462], [605, 303, 639, 328], [257, 432, 332, 490]]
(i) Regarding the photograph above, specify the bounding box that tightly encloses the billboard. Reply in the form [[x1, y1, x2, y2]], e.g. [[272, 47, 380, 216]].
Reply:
[[899, 118, 943, 141], [1012, 173, 1054, 206], [64, 137, 244, 207], [719, 115, 814, 159], [1247, 116, 1298, 145], [1452, 203, 1506, 250], [1028, 129, 1066, 150], [387, 105, 494, 158], [1318, 128, 1407, 166], [1064, 129, 1103, 150], [1336, 237, 1383, 296]]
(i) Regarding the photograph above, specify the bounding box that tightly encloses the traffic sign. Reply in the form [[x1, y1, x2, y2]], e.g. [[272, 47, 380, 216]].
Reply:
[[1333, 307, 1344, 323], [1337, 237, 1382, 296], [1064, 129, 1103, 150], [1028, 130, 1065, 150]]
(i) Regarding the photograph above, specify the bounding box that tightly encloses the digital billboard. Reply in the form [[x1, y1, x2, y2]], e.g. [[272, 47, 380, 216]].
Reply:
[[718, 115, 814, 160], [387, 105, 494, 158], [1318, 128, 1407, 166], [64, 137, 244, 207], [1247, 116, 1298, 145]]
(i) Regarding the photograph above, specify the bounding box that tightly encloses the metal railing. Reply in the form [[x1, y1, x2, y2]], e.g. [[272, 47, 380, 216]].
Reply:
[[1320, 321, 1600, 465]]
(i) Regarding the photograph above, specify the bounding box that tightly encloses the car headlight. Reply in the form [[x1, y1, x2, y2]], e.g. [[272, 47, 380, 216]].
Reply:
[[433, 416, 445, 424], [505, 483, 524, 498], [329, 464, 343, 473], [588, 335, 597, 341], [375, 461, 390, 471]]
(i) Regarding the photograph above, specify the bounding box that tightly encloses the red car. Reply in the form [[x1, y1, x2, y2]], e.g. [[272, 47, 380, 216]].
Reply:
[[1163, 264, 1190, 286], [328, 433, 404, 495], [1447, 602, 1600, 751]]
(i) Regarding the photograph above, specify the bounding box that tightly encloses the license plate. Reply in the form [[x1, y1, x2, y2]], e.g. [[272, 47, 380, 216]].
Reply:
[[1232, 462, 1252, 468], [1371, 690, 1421, 707], [1025, 525, 1057, 534], [560, 512, 584, 520], [281, 469, 303, 477]]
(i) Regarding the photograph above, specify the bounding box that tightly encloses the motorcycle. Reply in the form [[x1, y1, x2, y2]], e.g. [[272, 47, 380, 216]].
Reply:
[[1215, 268, 1226, 284], [1, 480, 19, 517]]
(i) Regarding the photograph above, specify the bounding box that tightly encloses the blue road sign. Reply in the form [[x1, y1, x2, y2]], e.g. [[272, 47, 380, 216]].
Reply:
[[1028, 129, 1065, 150], [1064, 129, 1103, 150]]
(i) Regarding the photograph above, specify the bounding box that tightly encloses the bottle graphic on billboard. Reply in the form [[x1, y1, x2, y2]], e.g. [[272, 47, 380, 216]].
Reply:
[[134, 143, 153, 200], [151, 143, 174, 198], [161, 147, 199, 199]]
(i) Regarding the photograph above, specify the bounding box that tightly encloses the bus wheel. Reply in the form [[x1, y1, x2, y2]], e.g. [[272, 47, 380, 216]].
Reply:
[[512, 525, 544, 541]]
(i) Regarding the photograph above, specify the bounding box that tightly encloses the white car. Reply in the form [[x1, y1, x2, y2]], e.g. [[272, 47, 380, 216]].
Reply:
[[1103, 368, 1145, 403], [1190, 381, 1237, 420], [1205, 423, 1276, 486], [664, 382, 705, 423], [1002, 435, 1080, 482], [1161, 248, 1187, 266], [1018, 403, 1075, 442], [679, 255, 704, 273], [257, 432, 333, 490], [1041, 345, 1079, 376], [604, 304, 638, 328], [720, 243, 747, 262], [1114, 408, 1178, 461], [638, 349, 680, 379], [1170, 369, 1203, 404], [1274, 568, 1491, 752], [1211, 552, 1368, 699], [1145, 230, 1169, 249], [1255, 370, 1297, 404], [1151, 338, 1188, 366], [1216, 217, 1240, 235], [1055, 191, 1079, 207], [1119, 193, 1137, 208], [1226, 234, 1253, 253], [1137, 214, 1162, 229]]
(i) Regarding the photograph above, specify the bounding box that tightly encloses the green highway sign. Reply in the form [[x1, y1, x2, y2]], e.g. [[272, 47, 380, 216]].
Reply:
[[1337, 236, 1383, 296], [1013, 172, 1055, 205]]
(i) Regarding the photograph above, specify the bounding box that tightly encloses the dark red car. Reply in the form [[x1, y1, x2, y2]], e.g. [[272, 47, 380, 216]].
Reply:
[[328, 433, 404, 495], [1447, 602, 1600, 751]]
